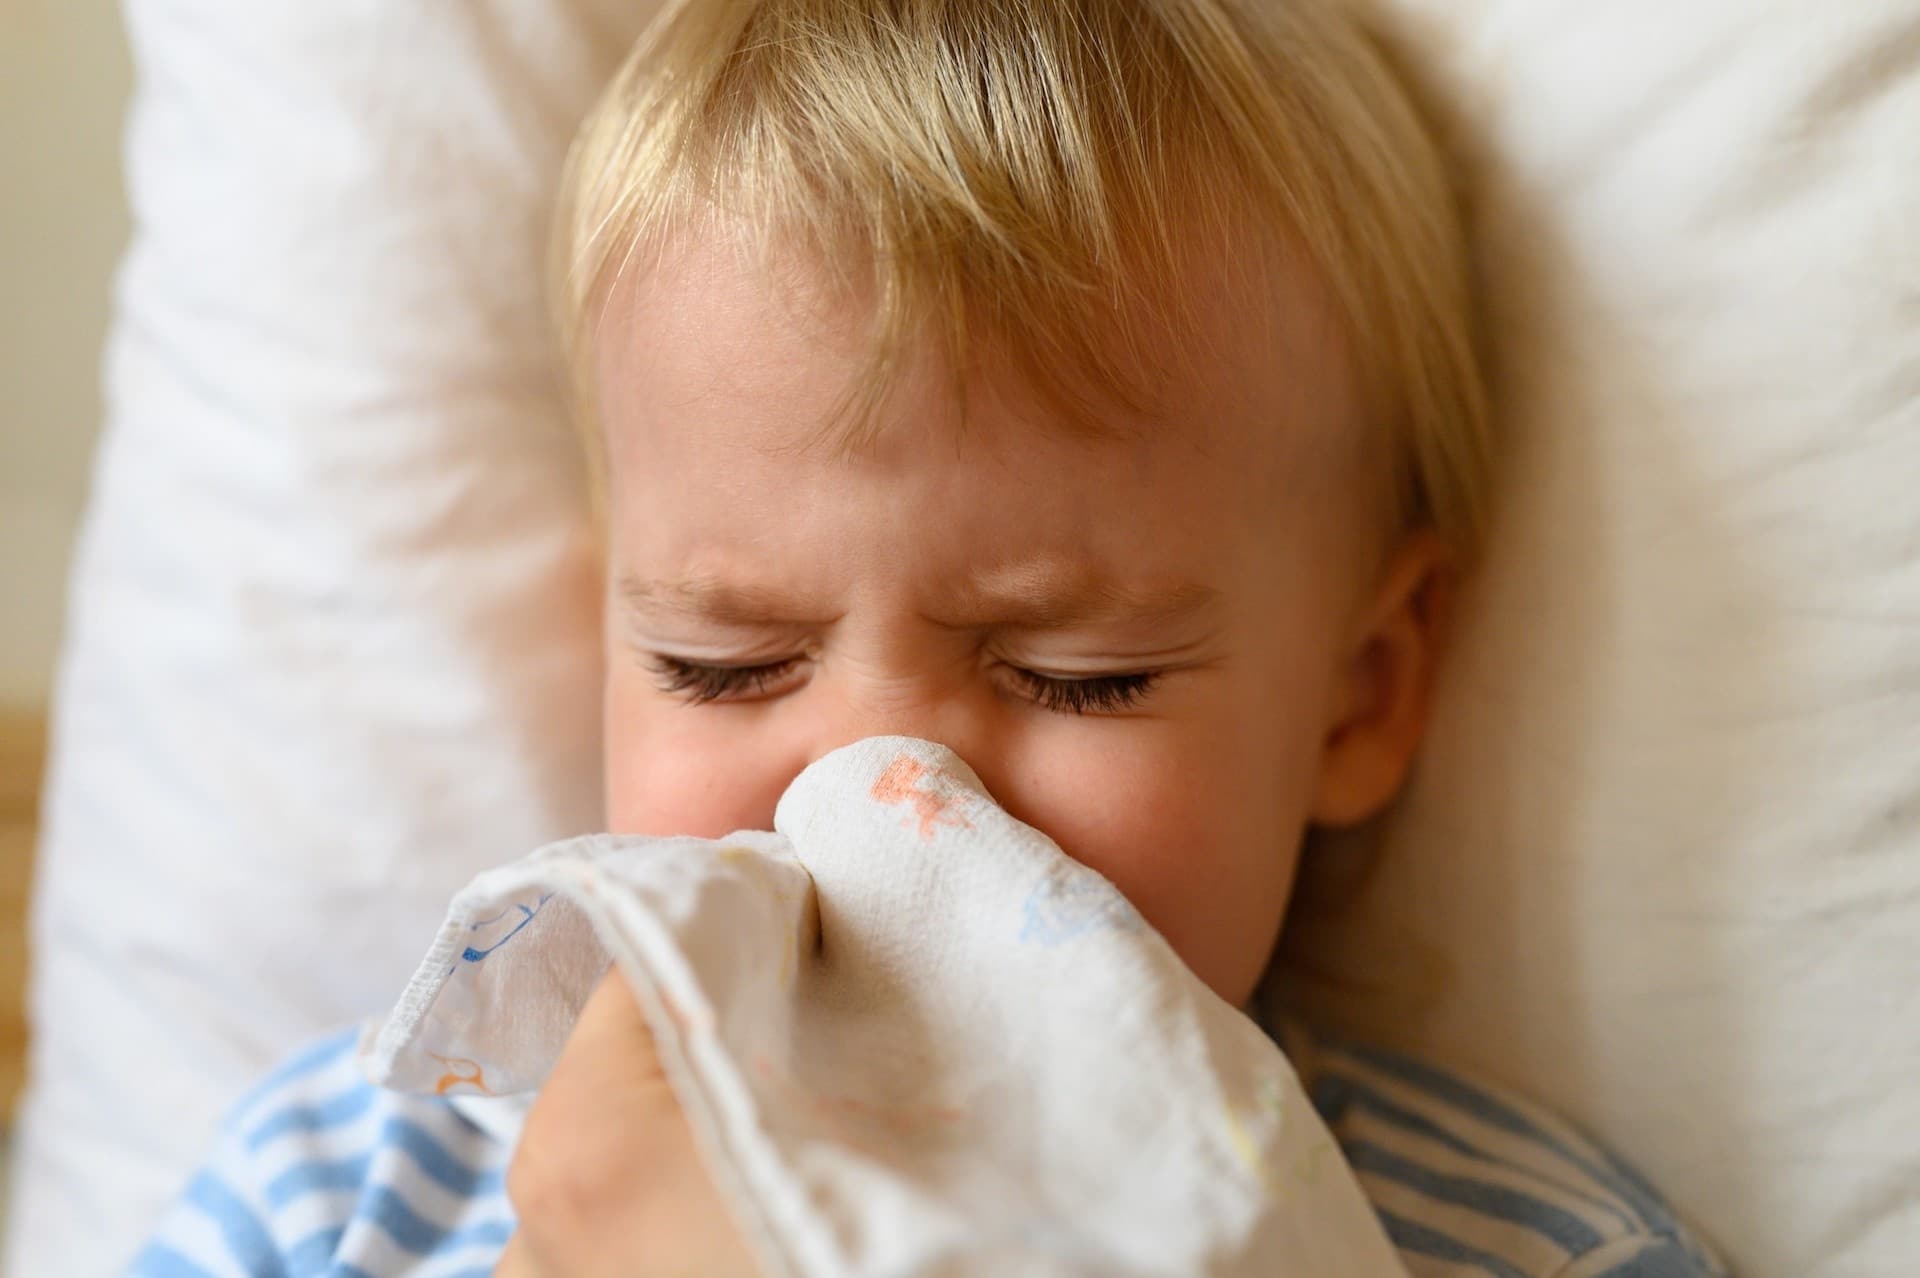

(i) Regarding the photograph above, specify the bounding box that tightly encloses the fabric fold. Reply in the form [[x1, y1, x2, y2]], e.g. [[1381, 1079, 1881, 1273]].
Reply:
[[363, 735, 1407, 1277]]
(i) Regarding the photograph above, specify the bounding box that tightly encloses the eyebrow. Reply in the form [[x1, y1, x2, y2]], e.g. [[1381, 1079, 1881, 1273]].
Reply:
[[618, 574, 836, 627], [617, 566, 1222, 630], [936, 564, 1221, 629]]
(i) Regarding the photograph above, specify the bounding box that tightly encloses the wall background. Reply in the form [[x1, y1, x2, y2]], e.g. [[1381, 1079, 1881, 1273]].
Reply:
[[0, 0, 130, 1176], [1, 0, 132, 707]]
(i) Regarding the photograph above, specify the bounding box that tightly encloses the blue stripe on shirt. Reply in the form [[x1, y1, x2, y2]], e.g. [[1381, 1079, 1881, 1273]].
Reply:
[[265, 1118, 502, 1210], [1334, 1041, 1678, 1237], [246, 1083, 378, 1151], [227, 1030, 360, 1124], [359, 1184, 514, 1257], [185, 1171, 287, 1278], [376, 1117, 506, 1197], [1377, 1206, 1533, 1278], [285, 1225, 344, 1278], [266, 1153, 371, 1208], [1307, 1068, 1640, 1235], [127, 1243, 220, 1278], [1342, 1135, 1608, 1254], [1589, 1236, 1715, 1278], [323, 1268, 505, 1278]]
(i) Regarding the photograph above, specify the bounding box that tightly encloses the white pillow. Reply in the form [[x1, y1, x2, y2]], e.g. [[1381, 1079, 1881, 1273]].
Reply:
[[1282, 3, 1920, 1275], [1, 4, 650, 1275]]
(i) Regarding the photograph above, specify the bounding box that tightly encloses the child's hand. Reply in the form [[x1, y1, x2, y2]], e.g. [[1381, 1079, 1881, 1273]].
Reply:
[[493, 968, 762, 1278]]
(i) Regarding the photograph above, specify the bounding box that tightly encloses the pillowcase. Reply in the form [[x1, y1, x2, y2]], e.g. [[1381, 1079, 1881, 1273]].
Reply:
[[1, 4, 652, 1274], [1282, 3, 1920, 1275]]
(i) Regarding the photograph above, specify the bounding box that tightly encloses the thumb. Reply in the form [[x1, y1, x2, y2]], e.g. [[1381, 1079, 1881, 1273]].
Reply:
[[506, 968, 760, 1278]]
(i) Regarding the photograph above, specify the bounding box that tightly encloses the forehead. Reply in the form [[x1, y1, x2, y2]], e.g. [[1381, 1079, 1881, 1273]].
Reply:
[[591, 223, 1388, 617], [592, 216, 1367, 480]]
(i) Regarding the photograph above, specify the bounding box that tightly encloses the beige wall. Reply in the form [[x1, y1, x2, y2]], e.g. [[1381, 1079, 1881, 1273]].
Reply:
[[0, 1, 132, 706]]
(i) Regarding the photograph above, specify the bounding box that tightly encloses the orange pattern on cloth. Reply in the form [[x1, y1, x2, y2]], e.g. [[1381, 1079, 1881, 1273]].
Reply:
[[869, 755, 973, 839], [429, 1054, 493, 1097]]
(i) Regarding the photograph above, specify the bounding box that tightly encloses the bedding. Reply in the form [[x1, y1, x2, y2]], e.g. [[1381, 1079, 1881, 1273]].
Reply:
[[1282, 3, 1920, 1273], [1, 4, 655, 1274], [9, 2, 1917, 1275]]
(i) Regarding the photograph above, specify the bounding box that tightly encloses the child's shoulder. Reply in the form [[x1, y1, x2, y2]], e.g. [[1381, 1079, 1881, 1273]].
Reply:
[[129, 1028, 514, 1277], [1268, 1015, 1732, 1278]]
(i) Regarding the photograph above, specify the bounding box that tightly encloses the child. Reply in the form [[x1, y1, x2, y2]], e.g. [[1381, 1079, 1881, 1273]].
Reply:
[[134, 0, 1728, 1274]]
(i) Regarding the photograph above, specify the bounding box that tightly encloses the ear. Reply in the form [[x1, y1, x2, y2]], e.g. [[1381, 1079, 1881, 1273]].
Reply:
[[1309, 529, 1459, 828]]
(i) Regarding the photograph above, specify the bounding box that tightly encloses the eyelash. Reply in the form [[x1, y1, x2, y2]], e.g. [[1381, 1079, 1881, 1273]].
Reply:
[[646, 656, 801, 705], [644, 656, 1159, 715], [1005, 667, 1159, 715]]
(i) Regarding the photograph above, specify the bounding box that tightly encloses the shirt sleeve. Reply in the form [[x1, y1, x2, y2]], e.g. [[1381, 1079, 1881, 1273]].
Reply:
[[124, 1028, 516, 1278], [126, 1030, 365, 1276]]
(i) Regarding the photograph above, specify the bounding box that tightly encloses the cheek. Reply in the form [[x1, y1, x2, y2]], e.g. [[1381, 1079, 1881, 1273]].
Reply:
[[604, 661, 1313, 1006], [996, 724, 1308, 1006], [603, 670, 792, 838]]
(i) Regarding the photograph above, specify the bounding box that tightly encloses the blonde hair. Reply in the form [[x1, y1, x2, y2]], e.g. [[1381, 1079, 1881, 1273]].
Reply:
[[555, 0, 1492, 559]]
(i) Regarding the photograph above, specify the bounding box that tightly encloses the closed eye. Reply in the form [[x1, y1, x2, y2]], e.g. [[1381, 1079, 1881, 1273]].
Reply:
[[1004, 668, 1159, 715], [645, 655, 1162, 716], [645, 655, 801, 704]]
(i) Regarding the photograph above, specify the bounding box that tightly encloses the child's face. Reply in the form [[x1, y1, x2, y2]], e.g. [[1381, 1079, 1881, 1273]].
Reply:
[[595, 225, 1441, 1008]]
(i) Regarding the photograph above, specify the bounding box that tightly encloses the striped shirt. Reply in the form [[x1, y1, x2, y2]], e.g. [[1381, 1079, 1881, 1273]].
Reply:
[[130, 1022, 1727, 1277]]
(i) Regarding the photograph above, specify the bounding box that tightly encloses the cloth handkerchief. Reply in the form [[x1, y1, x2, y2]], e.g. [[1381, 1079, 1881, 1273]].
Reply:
[[361, 736, 1406, 1276]]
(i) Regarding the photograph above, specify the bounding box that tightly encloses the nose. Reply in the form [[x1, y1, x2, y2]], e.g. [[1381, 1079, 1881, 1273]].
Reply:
[[800, 677, 1000, 795]]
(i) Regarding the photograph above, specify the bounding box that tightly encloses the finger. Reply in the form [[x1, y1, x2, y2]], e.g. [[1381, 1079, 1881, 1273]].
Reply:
[[564, 962, 675, 1093]]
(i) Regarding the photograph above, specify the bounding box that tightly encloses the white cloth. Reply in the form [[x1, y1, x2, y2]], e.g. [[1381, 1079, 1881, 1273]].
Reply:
[[360, 737, 1406, 1277]]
